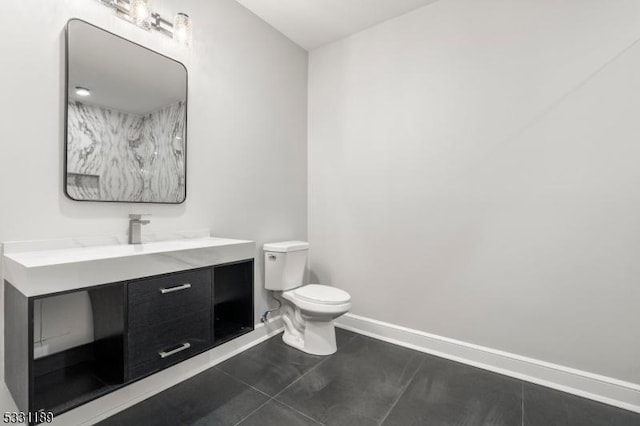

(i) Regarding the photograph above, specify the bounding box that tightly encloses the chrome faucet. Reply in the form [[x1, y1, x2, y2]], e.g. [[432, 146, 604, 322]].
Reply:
[[128, 214, 151, 244]]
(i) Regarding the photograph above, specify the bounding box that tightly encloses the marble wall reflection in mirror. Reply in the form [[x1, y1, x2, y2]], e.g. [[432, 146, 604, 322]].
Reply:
[[65, 19, 187, 203]]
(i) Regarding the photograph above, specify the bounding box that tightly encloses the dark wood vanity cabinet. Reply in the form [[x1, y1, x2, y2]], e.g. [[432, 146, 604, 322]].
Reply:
[[4, 259, 254, 422]]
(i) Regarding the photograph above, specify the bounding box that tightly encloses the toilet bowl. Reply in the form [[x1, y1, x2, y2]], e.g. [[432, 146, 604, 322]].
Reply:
[[281, 284, 351, 355], [263, 241, 351, 355]]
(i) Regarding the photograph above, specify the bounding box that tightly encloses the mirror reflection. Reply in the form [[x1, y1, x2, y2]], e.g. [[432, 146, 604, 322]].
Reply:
[[65, 19, 187, 203]]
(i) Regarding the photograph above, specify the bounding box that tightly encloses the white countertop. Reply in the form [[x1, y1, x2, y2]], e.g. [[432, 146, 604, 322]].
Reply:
[[3, 234, 255, 297], [5, 237, 250, 268]]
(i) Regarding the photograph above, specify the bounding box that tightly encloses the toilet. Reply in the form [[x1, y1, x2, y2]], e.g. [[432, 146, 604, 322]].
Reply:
[[264, 241, 351, 355]]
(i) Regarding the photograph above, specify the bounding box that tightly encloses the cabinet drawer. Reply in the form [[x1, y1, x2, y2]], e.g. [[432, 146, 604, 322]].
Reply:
[[128, 309, 211, 379], [128, 268, 211, 329]]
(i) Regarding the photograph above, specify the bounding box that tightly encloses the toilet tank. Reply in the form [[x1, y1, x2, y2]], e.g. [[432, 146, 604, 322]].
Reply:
[[263, 241, 310, 291]]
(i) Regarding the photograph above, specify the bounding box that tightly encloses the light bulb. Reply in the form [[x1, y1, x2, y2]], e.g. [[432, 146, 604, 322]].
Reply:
[[130, 0, 151, 29], [75, 87, 91, 97], [173, 13, 192, 46]]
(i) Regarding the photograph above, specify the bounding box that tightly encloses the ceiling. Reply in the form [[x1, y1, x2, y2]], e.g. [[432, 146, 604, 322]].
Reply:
[[234, 0, 439, 50]]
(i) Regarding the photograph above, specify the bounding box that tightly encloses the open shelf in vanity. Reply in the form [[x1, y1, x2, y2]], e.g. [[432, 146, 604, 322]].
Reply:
[[213, 260, 254, 345], [30, 283, 126, 415], [32, 344, 124, 415], [3, 237, 255, 423]]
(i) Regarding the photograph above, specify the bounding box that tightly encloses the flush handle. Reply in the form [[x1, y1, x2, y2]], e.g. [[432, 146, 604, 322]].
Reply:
[[268, 254, 277, 260]]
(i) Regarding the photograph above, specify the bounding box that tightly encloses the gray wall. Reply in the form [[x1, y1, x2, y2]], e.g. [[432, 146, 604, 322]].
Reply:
[[0, 0, 307, 374], [308, 0, 640, 385]]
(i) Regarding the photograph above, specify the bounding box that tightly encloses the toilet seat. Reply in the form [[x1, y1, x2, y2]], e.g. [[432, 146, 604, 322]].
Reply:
[[283, 284, 351, 316], [289, 284, 350, 305]]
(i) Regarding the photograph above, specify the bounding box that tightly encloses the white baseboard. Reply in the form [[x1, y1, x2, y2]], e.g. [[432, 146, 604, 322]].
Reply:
[[50, 318, 284, 426], [335, 313, 640, 414]]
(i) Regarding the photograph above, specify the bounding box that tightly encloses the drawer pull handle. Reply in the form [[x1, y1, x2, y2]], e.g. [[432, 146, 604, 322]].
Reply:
[[159, 342, 191, 358], [160, 283, 192, 294]]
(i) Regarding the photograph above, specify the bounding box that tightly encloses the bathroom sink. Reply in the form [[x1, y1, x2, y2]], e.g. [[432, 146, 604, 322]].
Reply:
[[3, 236, 255, 296]]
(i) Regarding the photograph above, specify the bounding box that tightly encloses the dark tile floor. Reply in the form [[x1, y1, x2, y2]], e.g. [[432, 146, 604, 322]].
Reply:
[[98, 329, 640, 426]]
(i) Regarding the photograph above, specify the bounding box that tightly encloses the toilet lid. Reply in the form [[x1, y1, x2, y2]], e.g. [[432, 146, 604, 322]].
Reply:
[[292, 284, 351, 305]]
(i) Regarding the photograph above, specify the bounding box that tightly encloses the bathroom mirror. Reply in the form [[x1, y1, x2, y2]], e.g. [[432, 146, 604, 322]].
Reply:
[[65, 19, 187, 203]]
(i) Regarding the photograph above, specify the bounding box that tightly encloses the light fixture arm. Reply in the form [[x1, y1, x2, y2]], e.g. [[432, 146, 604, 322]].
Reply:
[[150, 12, 174, 37], [100, 0, 133, 22]]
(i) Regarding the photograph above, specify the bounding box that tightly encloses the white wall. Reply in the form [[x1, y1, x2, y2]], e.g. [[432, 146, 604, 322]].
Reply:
[[309, 0, 640, 385], [0, 0, 307, 373]]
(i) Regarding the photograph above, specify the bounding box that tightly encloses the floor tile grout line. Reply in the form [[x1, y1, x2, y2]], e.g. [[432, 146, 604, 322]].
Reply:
[[207, 367, 275, 426], [378, 355, 426, 425], [220, 331, 360, 401], [231, 332, 360, 425], [274, 399, 328, 426], [215, 367, 272, 398], [271, 333, 363, 401], [232, 335, 361, 426], [271, 354, 331, 400], [521, 381, 525, 426], [233, 396, 275, 426]]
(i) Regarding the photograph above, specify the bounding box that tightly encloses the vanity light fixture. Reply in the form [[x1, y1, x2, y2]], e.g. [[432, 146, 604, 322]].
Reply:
[[173, 13, 193, 47], [75, 87, 91, 96], [99, 0, 193, 46], [129, 0, 151, 30]]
